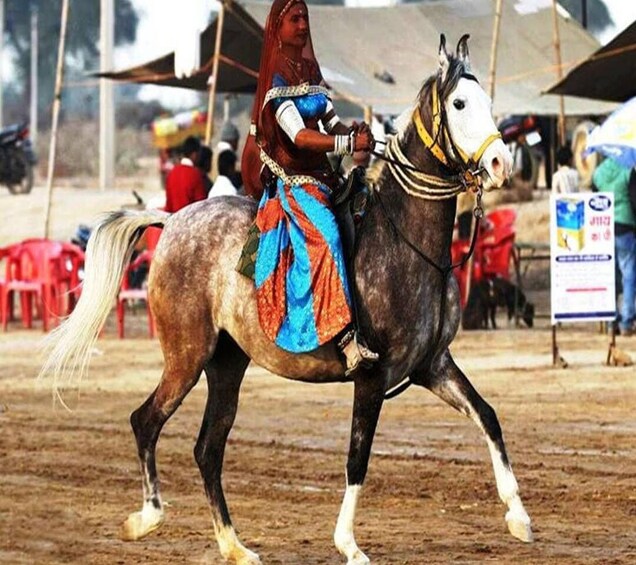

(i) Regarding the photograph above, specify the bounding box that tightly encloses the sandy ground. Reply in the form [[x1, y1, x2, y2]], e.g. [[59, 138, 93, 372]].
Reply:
[[1, 180, 634, 563], [1, 317, 635, 565]]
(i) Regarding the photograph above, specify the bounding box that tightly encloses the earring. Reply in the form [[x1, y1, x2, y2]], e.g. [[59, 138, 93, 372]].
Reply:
[[278, 37, 282, 50]]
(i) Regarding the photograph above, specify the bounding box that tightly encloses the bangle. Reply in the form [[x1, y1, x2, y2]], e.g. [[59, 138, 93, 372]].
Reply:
[[348, 130, 356, 155], [334, 134, 349, 156]]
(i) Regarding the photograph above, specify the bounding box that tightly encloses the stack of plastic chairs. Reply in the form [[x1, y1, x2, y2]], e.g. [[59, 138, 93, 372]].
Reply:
[[451, 207, 517, 307], [479, 209, 517, 280], [116, 227, 160, 338], [1, 239, 65, 331]]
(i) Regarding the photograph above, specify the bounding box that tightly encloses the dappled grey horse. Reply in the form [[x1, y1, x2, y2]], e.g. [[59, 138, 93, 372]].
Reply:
[[42, 35, 532, 565]]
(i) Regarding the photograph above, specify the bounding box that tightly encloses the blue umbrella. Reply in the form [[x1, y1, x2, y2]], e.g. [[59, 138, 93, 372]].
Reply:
[[586, 96, 636, 169]]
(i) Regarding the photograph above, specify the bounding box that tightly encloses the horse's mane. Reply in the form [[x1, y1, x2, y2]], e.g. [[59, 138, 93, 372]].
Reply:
[[417, 55, 469, 106]]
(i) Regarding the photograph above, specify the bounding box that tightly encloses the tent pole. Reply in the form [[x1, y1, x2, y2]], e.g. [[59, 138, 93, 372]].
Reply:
[[551, 0, 566, 145], [487, 0, 503, 101], [43, 0, 70, 239], [205, 0, 227, 146]]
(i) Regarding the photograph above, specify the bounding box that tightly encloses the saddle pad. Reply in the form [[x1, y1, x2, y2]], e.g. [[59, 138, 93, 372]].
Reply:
[[236, 221, 261, 280]]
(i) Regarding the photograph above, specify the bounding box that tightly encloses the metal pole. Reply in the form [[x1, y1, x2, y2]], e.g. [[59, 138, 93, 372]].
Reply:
[[0, 0, 4, 129], [488, 0, 503, 101], [30, 6, 38, 147], [43, 0, 70, 239], [205, 1, 226, 145], [551, 0, 566, 145], [100, 0, 115, 190]]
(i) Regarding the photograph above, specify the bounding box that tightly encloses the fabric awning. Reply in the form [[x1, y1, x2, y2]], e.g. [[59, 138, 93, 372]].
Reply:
[[96, 1, 261, 93], [545, 21, 636, 102]]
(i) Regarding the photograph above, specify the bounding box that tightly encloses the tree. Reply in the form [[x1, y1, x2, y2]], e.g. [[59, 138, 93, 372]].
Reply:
[[5, 0, 139, 123]]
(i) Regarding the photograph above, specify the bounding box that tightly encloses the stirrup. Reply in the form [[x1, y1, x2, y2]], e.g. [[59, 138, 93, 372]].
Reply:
[[343, 333, 379, 376]]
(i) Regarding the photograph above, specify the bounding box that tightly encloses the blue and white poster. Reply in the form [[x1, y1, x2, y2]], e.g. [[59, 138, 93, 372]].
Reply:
[[550, 193, 616, 323]]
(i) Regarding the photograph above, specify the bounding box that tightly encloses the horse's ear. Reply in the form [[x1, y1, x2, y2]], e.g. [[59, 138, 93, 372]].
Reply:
[[456, 34, 471, 70], [438, 33, 450, 81]]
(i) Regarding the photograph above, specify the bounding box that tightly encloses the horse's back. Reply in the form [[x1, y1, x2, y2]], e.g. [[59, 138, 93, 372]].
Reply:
[[148, 196, 344, 380]]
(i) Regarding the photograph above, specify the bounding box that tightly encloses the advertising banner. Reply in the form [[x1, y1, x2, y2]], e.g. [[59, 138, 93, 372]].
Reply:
[[550, 193, 616, 323]]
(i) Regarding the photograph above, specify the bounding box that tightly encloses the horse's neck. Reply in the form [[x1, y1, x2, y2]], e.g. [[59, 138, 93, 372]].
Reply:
[[371, 123, 458, 268]]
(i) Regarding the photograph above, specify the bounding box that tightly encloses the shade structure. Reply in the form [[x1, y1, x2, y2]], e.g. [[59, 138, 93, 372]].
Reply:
[[97, 0, 617, 116], [243, 0, 616, 116], [96, 1, 261, 93], [546, 20, 636, 103]]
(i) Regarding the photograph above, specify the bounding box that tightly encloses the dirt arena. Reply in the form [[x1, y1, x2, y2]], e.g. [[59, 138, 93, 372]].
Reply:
[[1, 317, 635, 564]]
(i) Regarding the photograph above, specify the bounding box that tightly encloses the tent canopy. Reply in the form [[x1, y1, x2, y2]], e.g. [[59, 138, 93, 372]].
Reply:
[[99, 0, 615, 116], [243, 0, 614, 116], [97, 1, 261, 93], [545, 20, 636, 102]]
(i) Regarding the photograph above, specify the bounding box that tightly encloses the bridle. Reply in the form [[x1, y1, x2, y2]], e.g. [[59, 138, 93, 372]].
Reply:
[[373, 74, 502, 199], [373, 73, 502, 400]]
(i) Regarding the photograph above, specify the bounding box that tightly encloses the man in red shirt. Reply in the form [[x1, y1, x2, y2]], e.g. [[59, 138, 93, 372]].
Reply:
[[165, 136, 207, 212]]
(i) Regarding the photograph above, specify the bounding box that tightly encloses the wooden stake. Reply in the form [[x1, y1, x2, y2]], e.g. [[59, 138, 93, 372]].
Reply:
[[205, 1, 227, 145], [43, 0, 69, 239], [551, 0, 566, 145], [487, 0, 503, 101]]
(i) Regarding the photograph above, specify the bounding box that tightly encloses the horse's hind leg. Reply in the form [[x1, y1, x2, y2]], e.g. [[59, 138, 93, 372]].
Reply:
[[422, 351, 533, 542], [195, 332, 260, 565], [121, 329, 214, 541], [334, 375, 385, 565]]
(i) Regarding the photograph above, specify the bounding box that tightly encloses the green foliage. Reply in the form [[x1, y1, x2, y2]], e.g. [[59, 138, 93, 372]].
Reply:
[[5, 0, 138, 120]]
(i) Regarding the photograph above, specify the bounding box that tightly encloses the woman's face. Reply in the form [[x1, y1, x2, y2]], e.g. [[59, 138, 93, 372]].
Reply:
[[278, 2, 309, 49]]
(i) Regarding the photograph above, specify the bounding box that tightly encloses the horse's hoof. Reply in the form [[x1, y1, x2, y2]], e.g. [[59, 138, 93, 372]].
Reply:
[[347, 551, 370, 565], [120, 510, 164, 541], [236, 550, 262, 565], [506, 516, 534, 543]]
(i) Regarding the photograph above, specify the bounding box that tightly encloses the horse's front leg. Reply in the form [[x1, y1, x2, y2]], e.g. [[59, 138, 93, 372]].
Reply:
[[334, 374, 384, 565], [420, 350, 533, 542]]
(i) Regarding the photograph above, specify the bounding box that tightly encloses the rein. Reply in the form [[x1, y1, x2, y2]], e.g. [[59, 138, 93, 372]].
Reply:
[[374, 75, 495, 401]]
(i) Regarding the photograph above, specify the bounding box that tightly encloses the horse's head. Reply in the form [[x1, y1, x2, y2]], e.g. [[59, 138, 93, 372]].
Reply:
[[421, 34, 512, 190]]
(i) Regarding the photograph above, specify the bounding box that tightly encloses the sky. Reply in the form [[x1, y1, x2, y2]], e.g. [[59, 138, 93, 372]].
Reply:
[[120, 0, 636, 109]]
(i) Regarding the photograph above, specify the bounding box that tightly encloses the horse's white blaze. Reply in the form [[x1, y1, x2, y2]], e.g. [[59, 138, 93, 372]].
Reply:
[[444, 78, 512, 188], [214, 524, 262, 565], [334, 484, 369, 564]]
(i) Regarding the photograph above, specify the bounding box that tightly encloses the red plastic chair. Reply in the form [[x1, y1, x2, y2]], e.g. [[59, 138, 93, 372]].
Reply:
[[484, 208, 517, 233], [59, 242, 85, 314], [1, 239, 66, 331], [143, 226, 162, 252], [116, 250, 154, 338]]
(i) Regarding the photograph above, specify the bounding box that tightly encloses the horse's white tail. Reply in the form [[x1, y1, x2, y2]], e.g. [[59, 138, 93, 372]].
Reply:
[[39, 209, 168, 394]]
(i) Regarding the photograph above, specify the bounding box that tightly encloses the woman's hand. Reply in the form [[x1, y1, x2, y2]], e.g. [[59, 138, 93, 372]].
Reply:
[[353, 125, 375, 152]]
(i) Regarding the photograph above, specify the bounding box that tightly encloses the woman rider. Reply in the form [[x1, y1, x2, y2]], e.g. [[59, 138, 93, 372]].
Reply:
[[241, 0, 378, 375]]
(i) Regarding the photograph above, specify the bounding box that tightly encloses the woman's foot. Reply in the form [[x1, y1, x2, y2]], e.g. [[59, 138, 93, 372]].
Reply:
[[343, 334, 379, 376]]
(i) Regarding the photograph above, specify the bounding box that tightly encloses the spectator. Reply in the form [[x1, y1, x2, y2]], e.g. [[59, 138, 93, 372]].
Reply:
[[208, 150, 238, 198], [551, 145, 579, 194], [212, 120, 240, 181], [593, 158, 636, 336], [165, 136, 207, 213], [197, 145, 213, 197]]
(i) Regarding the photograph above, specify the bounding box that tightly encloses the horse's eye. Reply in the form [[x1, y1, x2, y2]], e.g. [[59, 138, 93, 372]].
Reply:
[[453, 99, 465, 110]]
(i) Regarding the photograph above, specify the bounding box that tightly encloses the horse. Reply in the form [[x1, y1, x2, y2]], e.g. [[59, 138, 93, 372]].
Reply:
[[41, 35, 533, 565]]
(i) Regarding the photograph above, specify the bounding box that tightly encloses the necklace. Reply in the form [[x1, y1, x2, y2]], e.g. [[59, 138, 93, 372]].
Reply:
[[282, 53, 303, 80]]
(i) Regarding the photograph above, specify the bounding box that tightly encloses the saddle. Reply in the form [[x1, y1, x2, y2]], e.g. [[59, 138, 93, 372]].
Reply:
[[236, 166, 371, 280]]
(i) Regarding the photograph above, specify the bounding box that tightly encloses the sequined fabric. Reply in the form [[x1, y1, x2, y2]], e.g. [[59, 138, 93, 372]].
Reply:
[[255, 177, 352, 353]]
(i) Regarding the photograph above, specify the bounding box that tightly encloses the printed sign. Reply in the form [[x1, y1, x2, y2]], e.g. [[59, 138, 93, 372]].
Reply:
[[550, 193, 616, 323]]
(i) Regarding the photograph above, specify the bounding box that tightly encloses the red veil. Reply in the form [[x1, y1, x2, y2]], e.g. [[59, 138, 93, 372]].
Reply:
[[241, 0, 324, 198]]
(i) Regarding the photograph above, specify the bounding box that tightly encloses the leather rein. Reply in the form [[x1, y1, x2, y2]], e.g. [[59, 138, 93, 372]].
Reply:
[[371, 74, 500, 400]]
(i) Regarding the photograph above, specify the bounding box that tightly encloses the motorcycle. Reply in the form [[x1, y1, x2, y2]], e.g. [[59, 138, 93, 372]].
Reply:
[[0, 122, 37, 195]]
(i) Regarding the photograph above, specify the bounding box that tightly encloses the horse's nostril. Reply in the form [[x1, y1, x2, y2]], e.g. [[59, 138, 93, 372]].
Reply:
[[492, 157, 501, 172]]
